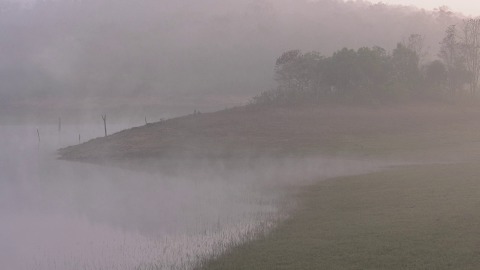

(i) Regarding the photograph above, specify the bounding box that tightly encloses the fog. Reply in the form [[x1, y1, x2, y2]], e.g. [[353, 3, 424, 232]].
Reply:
[[0, 124, 394, 269], [0, 0, 463, 124], [0, 0, 471, 269]]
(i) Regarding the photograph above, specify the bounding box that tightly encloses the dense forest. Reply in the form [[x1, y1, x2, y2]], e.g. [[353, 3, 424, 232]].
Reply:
[[252, 21, 480, 105]]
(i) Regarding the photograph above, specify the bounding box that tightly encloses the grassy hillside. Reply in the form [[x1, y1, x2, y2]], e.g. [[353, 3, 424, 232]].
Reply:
[[59, 102, 480, 161], [200, 162, 480, 269]]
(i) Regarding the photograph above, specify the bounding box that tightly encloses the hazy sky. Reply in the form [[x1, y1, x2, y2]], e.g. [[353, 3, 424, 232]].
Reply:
[[371, 0, 480, 16], [9, 0, 480, 17], [0, 0, 469, 123]]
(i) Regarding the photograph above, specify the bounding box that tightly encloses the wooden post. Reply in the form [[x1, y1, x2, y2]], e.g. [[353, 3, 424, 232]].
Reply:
[[102, 114, 107, 137], [36, 128, 40, 150], [58, 117, 62, 145]]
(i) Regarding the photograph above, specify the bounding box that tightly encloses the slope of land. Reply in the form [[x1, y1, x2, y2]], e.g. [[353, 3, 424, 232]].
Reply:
[[59, 102, 480, 162], [59, 101, 480, 269], [201, 162, 480, 269], [186, 102, 480, 269]]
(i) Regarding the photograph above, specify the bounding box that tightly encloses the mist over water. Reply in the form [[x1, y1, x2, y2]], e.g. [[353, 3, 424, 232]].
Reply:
[[0, 0, 476, 268], [0, 123, 390, 269]]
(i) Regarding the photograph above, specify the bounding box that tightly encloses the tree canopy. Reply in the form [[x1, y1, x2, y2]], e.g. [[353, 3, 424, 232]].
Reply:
[[252, 21, 480, 106]]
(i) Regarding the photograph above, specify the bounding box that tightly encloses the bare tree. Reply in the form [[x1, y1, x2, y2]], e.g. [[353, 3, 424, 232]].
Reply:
[[102, 114, 107, 137], [405, 34, 427, 64], [461, 18, 480, 95], [440, 26, 458, 68], [440, 25, 461, 94]]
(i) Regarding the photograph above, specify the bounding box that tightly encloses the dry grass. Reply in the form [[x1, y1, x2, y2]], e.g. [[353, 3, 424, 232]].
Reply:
[[59, 102, 480, 161]]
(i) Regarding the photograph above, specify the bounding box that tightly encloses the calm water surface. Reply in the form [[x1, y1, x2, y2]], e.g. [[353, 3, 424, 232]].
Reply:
[[0, 124, 382, 270]]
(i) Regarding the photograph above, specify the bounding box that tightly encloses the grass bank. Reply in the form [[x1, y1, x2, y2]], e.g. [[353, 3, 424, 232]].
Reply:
[[201, 162, 480, 269], [59, 102, 480, 161]]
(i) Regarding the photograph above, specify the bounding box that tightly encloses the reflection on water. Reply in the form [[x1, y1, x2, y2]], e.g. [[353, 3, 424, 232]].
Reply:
[[0, 124, 383, 269]]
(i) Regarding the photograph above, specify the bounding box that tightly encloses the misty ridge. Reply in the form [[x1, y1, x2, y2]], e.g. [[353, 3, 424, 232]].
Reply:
[[0, 0, 465, 124]]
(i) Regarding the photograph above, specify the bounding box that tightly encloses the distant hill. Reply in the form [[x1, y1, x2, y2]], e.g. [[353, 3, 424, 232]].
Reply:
[[1, 0, 464, 123]]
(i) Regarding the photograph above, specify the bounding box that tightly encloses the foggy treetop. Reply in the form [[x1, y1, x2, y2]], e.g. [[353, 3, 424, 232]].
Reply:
[[251, 23, 480, 106], [0, 0, 465, 123]]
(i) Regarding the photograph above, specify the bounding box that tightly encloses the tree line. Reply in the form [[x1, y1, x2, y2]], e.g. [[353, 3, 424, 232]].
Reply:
[[252, 19, 480, 105]]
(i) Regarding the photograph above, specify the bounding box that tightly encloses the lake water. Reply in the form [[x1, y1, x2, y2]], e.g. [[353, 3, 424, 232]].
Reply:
[[0, 124, 385, 270]]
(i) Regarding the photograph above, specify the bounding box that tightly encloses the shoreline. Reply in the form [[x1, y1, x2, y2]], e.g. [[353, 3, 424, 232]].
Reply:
[[55, 102, 480, 269], [200, 158, 480, 269]]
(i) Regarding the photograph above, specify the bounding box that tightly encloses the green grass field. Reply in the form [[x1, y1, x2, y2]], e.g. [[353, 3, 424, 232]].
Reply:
[[201, 162, 480, 269]]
